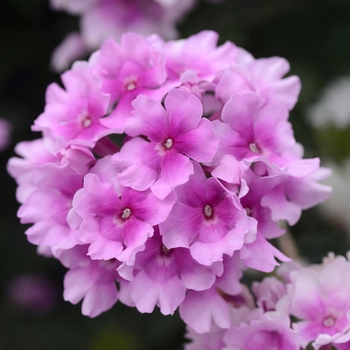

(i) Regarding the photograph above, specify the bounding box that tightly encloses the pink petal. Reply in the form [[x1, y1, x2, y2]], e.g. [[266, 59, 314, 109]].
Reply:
[[151, 150, 194, 199]]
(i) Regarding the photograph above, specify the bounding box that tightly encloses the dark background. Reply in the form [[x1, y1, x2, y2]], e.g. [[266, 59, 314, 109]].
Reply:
[[1, 0, 350, 349]]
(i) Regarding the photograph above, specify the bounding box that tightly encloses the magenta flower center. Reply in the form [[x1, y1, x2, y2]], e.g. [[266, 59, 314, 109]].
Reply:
[[203, 204, 213, 218], [161, 245, 172, 256], [249, 142, 260, 153], [121, 208, 132, 219], [164, 138, 173, 149], [323, 316, 335, 327], [101, 258, 118, 270]]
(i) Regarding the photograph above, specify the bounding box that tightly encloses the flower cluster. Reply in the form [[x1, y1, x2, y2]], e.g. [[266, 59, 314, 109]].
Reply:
[[186, 253, 350, 350], [8, 30, 331, 329], [50, 0, 197, 71]]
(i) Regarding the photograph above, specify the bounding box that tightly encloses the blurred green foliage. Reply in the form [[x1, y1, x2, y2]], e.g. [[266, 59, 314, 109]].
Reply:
[[1, 0, 350, 348]]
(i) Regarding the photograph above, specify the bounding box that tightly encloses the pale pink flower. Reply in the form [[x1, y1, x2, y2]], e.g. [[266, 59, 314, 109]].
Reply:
[[252, 276, 287, 312], [223, 311, 299, 350], [7, 139, 57, 203], [59, 245, 124, 317], [184, 305, 252, 350], [284, 253, 350, 349], [33, 63, 111, 152], [17, 162, 88, 256], [211, 92, 294, 166], [180, 286, 231, 333]]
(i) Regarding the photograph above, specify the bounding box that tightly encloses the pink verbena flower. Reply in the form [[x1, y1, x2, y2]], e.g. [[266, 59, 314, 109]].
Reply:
[[215, 56, 301, 111], [252, 276, 287, 312], [17, 162, 88, 255], [261, 165, 332, 226], [8, 30, 331, 325], [180, 286, 231, 333], [33, 63, 111, 152], [211, 92, 295, 166], [59, 245, 125, 317], [68, 172, 176, 262], [91, 32, 167, 131], [240, 231, 291, 272], [185, 324, 226, 350], [223, 311, 300, 350], [184, 305, 252, 350], [282, 253, 350, 349], [118, 228, 223, 315], [160, 162, 256, 266], [113, 89, 219, 199], [7, 139, 57, 203], [164, 30, 238, 82]]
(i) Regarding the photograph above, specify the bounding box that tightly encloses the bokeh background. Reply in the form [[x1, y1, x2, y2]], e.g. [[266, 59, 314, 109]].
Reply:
[[1, 0, 350, 349]]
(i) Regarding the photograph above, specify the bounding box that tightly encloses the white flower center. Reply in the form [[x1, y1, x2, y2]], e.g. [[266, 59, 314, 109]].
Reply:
[[82, 117, 92, 128], [126, 82, 136, 91], [323, 316, 335, 327], [164, 138, 173, 149], [121, 208, 131, 219], [249, 142, 259, 153], [204, 204, 213, 218]]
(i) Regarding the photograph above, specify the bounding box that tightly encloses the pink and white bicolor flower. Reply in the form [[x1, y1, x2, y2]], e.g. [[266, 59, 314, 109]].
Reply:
[[33, 63, 111, 152], [17, 162, 88, 256], [284, 254, 350, 349], [92, 32, 167, 131], [160, 162, 257, 266], [68, 172, 176, 262], [211, 92, 294, 166], [113, 88, 219, 199], [223, 311, 300, 350]]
